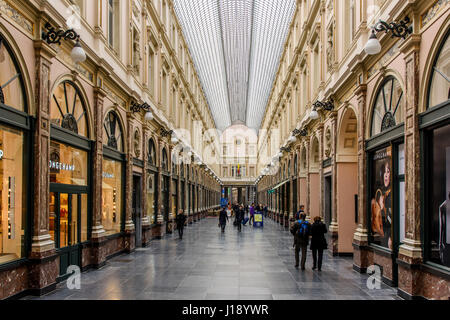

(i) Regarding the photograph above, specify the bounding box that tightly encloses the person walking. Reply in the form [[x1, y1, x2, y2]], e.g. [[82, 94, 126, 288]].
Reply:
[[310, 216, 327, 271], [295, 205, 305, 220], [175, 209, 187, 240], [290, 213, 311, 270], [236, 205, 244, 232], [249, 203, 255, 225], [219, 206, 229, 233], [263, 204, 268, 218]]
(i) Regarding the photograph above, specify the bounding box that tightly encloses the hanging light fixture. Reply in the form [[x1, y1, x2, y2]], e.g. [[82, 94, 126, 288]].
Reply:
[[364, 30, 381, 55], [71, 37, 86, 63], [144, 111, 154, 121], [365, 17, 412, 56]]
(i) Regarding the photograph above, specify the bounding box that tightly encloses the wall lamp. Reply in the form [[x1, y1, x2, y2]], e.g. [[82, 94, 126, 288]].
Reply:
[[365, 16, 413, 55], [310, 99, 334, 120], [131, 101, 154, 121], [293, 128, 308, 137], [160, 128, 173, 138], [42, 22, 86, 63]]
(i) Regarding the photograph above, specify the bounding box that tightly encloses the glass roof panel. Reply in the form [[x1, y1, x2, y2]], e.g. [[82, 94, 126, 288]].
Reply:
[[173, 0, 295, 131]]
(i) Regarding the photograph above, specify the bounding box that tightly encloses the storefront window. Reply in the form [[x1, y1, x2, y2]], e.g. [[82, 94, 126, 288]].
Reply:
[[0, 37, 25, 112], [147, 171, 157, 224], [369, 146, 393, 249], [50, 141, 88, 185], [0, 125, 25, 264], [428, 31, 450, 108], [427, 124, 450, 268], [50, 81, 88, 137], [102, 158, 123, 235]]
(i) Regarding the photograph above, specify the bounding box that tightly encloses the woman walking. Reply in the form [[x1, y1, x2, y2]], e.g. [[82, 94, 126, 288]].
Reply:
[[310, 216, 327, 271]]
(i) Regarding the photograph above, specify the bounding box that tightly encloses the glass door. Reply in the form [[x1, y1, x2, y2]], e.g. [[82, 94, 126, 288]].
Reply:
[[49, 192, 87, 278]]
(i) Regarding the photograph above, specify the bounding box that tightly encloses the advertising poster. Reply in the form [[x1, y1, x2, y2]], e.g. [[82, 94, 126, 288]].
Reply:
[[370, 146, 393, 249]]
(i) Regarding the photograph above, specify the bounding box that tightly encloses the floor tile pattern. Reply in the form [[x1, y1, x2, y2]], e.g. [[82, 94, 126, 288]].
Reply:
[[23, 218, 399, 300]]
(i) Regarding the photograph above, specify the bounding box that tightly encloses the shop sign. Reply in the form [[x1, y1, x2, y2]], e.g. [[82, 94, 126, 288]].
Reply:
[[49, 160, 75, 171]]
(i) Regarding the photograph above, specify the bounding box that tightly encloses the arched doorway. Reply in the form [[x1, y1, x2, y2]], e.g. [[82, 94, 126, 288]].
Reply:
[[336, 107, 358, 253]]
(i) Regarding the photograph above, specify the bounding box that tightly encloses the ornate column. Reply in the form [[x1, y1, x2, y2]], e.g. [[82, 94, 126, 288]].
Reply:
[[397, 33, 423, 298], [124, 111, 135, 253], [317, 124, 324, 220], [141, 125, 151, 246], [89, 86, 108, 266], [29, 38, 58, 292], [352, 83, 369, 273], [167, 145, 174, 233], [330, 111, 339, 254], [305, 139, 311, 221], [155, 139, 165, 237]]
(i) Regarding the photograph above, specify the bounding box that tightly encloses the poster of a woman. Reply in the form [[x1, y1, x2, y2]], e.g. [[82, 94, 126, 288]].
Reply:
[[371, 147, 393, 249]]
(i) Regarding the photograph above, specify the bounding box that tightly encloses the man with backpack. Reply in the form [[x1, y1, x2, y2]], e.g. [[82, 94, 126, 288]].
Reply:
[[290, 213, 310, 270]]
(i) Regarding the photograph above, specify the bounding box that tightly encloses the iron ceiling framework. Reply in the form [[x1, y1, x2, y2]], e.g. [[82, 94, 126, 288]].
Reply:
[[173, 0, 296, 132]]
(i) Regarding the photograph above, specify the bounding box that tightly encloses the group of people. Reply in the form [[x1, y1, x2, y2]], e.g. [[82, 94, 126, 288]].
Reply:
[[218, 202, 268, 233], [177, 203, 328, 272], [290, 208, 328, 271]]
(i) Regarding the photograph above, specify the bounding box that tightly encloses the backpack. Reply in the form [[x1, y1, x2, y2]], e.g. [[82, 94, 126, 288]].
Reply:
[[297, 220, 310, 240]]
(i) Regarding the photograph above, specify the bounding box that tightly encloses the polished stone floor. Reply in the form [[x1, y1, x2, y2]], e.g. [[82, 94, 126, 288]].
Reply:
[[24, 217, 399, 300]]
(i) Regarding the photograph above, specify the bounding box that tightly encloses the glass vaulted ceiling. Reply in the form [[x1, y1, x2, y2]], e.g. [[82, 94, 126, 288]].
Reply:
[[173, 0, 296, 132]]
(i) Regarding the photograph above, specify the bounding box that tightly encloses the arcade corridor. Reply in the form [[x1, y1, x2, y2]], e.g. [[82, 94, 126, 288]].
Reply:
[[23, 218, 398, 300]]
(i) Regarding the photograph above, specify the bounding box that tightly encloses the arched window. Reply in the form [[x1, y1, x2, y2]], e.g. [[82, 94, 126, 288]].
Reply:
[[428, 29, 450, 109], [371, 76, 404, 136], [103, 110, 123, 152], [0, 37, 26, 112], [162, 148, 168, 171], [51, 80, 88, 137], [148, 139, 156, 165]]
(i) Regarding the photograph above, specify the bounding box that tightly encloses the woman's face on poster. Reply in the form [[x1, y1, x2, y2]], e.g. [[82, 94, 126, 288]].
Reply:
[[383, 163, 391, 188]]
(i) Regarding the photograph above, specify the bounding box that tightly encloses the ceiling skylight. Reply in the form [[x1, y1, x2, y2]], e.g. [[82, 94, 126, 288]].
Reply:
[[173, 0, 296, 132]]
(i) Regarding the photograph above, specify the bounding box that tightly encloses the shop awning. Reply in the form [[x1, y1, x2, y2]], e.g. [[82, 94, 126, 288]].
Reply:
[[269, 180, 289, 192]]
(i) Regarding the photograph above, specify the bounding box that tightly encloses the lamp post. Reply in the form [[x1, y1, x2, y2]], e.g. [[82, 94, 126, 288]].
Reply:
[[42, 22, 86, 63], [365, 17, 413, 55]]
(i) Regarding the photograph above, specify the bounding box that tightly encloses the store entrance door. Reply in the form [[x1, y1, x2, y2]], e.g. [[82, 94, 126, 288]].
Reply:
[[133, 175, 142, 248], [49, 192, 87, 279]]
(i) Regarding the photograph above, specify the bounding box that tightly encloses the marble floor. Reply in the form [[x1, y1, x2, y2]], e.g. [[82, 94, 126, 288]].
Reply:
[[23, 217, 399, 300]]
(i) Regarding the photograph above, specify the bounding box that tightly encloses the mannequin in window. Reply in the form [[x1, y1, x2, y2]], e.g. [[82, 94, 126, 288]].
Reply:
[[439, 192, 450, 267]]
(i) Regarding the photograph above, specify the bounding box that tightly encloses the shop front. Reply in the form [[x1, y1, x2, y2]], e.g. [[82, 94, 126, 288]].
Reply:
[[0, 33, 30, 270], [49, 80, 92, 278], [366, 75, 405, 286], [101, 110, 126, 255]]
